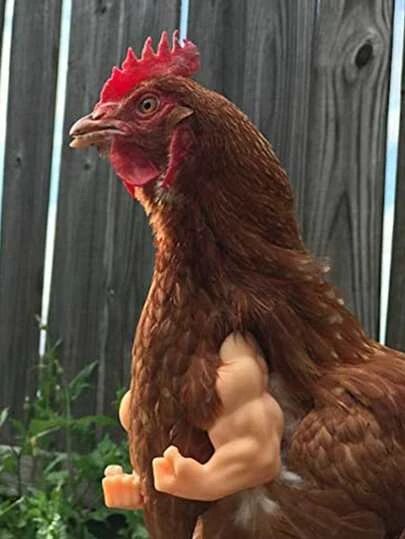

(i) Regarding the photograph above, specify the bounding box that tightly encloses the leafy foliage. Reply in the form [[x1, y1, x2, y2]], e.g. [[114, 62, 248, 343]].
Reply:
[[0, 339, 148, 538]]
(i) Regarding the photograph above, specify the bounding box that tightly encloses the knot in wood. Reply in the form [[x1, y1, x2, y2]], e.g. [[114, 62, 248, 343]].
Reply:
[[96, 1, 108, 14], [355, 43, 373, 69]]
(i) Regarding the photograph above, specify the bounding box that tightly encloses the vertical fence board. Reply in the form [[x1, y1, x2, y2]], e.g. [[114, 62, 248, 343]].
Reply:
[[49, 0, 179, 417], [0, 0, 5, 68], [188, 0, 392, 337], [387, 44, 405, 350], [301, 0, 392, 338], [0, 1, 61, 422]]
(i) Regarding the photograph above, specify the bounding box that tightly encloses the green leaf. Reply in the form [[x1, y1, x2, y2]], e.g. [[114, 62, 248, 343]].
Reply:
[[30, 427, 62, 447], [10, 418, 26, 438], [43, 453, 67, 475], [0, 497, 24, 519], [30, 417, 66, 436], [0, 408, 9, 428], [68, 362, 98, 402], [72, 415, 116, 431]]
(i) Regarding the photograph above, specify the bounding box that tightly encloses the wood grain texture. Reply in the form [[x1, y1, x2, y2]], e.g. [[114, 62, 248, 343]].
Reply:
[[48, 0, 179, 417], [0, 1, 61, 421], [301, 0, 392, 338], [0, 0, 5, 70], [386, 42, 405, 350], [188, 0, 393, 337]]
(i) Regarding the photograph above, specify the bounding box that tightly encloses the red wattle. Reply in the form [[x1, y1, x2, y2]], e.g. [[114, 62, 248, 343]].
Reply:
[[110, 140, 160, 189]]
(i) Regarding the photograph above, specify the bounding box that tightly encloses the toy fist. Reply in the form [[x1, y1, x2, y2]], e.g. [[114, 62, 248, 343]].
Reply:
[[102, 465, 144, 510]]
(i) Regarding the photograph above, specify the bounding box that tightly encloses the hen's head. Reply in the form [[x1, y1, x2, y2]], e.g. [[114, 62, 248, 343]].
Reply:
[[70, 31, 203, 198], [70, 31, 298, 249]]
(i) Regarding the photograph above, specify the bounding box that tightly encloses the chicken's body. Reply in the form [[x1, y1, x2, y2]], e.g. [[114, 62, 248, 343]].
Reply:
[[133, 241, 405, 539], [69, 33, 405, 539]]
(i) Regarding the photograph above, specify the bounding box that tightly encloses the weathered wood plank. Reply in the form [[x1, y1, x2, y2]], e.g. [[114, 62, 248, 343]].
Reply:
[[188, 0, 392, 337], [387, 43, 405, 350], [0, 0, 5, 69], [301, 0, 392, 338], [0, 1, 61, 422], [49, 0, 180, 417]]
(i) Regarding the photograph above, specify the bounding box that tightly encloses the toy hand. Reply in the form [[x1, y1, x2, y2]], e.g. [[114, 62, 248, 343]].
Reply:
[[102, 464, 144, 509], [152, 446, 207, 500]]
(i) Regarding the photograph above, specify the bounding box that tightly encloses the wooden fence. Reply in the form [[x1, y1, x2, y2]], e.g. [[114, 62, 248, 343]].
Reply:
[[0, 0, 403, 425]]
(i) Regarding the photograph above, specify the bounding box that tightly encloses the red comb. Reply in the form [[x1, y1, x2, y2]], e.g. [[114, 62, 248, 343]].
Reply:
[[99, 31, 200, 104]]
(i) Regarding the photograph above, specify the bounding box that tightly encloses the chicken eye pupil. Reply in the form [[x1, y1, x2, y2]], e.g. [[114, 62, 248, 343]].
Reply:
[[139, 96, 157, 114]]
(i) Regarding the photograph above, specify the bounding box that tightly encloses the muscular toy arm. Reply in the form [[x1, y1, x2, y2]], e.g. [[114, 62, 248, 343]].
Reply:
[[102, 333, 284, 508], [153, 333, 284, 500]]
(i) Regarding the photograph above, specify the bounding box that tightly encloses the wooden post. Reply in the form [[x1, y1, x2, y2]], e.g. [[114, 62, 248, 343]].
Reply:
[[387, 42, 405, 350], [0, 0, 61, 424], [0, 0, 5, 69]]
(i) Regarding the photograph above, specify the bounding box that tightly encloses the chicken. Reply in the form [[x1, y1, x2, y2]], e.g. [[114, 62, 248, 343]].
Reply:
[[70, 31, 405, 539]]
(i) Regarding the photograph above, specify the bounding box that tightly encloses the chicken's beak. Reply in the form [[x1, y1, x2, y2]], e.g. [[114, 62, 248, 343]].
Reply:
[[69, 111, 130, 149]]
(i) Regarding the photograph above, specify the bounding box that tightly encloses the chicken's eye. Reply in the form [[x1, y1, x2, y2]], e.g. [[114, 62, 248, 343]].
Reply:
[[137, 95, 159, 115]]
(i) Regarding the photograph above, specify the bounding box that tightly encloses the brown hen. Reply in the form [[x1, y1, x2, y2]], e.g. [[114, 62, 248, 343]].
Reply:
[[70, 32, 405, 539]]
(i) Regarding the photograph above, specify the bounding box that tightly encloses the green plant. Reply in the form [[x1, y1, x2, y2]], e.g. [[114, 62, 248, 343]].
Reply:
[[0, 338, 148, 538]]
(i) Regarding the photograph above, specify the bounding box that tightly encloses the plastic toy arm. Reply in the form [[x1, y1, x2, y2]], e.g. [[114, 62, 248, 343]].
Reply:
[[102, 390, 144, 510], [153, 333, 284, 501]]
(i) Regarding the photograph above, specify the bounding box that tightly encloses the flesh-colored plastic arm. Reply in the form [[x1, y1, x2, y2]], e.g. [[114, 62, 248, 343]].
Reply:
[[153, 333, 284, 501], [102, 390, 144, 510]]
